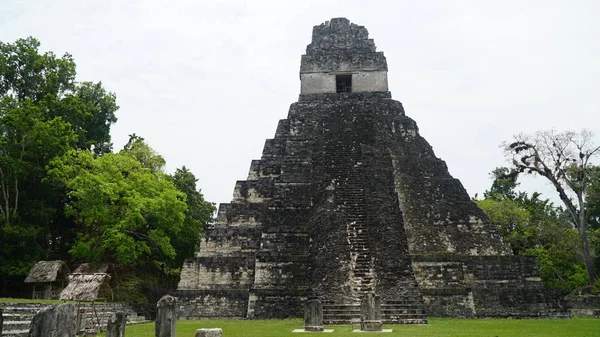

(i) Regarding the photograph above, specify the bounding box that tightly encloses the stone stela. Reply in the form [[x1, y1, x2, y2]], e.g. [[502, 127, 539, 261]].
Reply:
[[28, 304, 78, 337], [106, 312, 127, 337], [360, 293, 383, 332], [175, 17, 568, 323], [304, 299, 324, 332], [156, 295, 177, 337]]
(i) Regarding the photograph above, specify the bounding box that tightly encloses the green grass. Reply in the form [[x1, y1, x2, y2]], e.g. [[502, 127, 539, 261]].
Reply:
[[0, 297, 74, 304], [98, 318, 600, 337]]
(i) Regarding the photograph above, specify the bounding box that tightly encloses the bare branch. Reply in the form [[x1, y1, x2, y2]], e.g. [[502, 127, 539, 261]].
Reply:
[[503, 128, 599, 283]]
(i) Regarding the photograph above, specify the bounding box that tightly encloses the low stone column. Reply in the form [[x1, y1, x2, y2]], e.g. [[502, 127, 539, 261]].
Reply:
[[106, 312, 127, 337], [360, 292, 382, 332], [304, 299, 324, 332], [29, 303, 78, 337], [196, 328, 223, 337], [155, 295, 177, 337]]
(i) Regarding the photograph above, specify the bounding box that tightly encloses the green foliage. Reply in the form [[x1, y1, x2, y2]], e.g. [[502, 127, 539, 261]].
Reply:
[[112, 274, 149, 304], [524, 246, 588, 294], [121, 134, 165, 172], [477, 168, 589, 294], [0, 37, 213, 302], [47, 149, 187, 265], [55, 82, 118, 154], [484, 167, 520, 200], [475, 198, 531, 254], [0, 37, 119, 287], [0, 37, 76, 101], [170, 166, 216, 268]]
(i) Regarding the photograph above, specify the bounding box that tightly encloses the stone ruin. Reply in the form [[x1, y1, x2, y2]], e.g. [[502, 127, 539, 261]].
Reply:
[[176, 17, 567, 322]]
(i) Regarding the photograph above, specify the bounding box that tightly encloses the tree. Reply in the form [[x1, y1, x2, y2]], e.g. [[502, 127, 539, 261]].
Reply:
[[477, 168, 588, 294], [46, 149, 188, 265], [585, 166, 600, 272], [0, 37, 75, 101], [170, 166, 216, 268], [55, 82, 118, 154], [0, 97, 76, 225], [0, 37, 117, 153], [121, 134, 166, 173], [0, 38, 119, 296], [503, 129, 599, 284], [484, 167, 519, 200]]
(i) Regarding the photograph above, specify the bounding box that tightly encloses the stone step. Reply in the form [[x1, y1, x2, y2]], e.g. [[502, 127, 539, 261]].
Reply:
[[1, 314, 33, 321], [352, 263, 371, 267], [388, 318, 428, 324], [323, 309, 360, 314], [1, 329, 29, 337], [323, 317, 428, 325], [382, 304, 424, 310], [382, 308, 426, 314], [1, 307, 41, 314], [383, 301, 423, 305], [2, 321, 31, 331]]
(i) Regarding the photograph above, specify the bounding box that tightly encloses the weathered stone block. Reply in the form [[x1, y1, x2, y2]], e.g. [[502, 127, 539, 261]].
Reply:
[[195, 328, 223, 337], [28, 303, 78, 337]]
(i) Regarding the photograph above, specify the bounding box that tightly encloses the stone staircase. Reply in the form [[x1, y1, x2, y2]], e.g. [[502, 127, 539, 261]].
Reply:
[[1, 303, 46, 337], [322, 299, 427, 325], [341, 171, 374, 301], [325, 138, 374, 302], [382, 299, 428, 324], [1, 302, 147, 336], [320, 142, 427, 325]]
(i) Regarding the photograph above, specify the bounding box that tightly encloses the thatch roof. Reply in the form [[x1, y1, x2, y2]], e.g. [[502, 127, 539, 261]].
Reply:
[[59, 273, 112, 302], [24, 260, 70, 283], [73, 263, 110, 274]]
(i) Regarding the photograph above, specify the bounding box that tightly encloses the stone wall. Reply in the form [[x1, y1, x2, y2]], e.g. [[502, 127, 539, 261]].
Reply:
[[387, 113, 511, 256], [175, 290, 249, 319], [412, 255, 565, 317], [300, 18, 388, 95], [300, 71, 388, 94]]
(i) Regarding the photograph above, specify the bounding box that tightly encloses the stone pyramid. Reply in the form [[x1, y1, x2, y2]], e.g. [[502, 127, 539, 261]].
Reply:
[[177, 18, 566, 322]]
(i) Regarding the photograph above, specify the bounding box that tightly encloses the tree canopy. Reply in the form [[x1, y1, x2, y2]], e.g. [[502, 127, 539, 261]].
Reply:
[[47, 149, 187, 265], [503, 129, 599, 284], [0, 37, 119, 288], [476, 166, 597, 294], [0, 38, 213, 304]]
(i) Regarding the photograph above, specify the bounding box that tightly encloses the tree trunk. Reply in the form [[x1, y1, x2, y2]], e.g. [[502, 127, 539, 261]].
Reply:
[[578, 194, 597, 284]]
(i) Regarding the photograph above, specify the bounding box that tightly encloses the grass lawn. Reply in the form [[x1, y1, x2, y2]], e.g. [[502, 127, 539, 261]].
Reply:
[[98, 318, 600, 337], [0, 297, 73, 304]]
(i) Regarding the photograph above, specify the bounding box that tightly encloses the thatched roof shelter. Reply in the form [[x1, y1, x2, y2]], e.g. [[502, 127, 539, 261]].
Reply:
[[73, 263, 110, 274], [59, 273, 112, 302], [24, 260, 70, 283]]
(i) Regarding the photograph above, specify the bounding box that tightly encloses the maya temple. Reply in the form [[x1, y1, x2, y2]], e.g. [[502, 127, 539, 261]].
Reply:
[[176, 18, 566, 322]]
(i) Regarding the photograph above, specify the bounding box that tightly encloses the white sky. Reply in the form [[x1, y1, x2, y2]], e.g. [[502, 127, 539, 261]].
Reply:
[[1, 0, 599, 207]]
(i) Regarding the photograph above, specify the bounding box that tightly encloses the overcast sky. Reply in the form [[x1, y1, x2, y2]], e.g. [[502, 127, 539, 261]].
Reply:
[[2, 0, 599, 207]]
